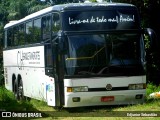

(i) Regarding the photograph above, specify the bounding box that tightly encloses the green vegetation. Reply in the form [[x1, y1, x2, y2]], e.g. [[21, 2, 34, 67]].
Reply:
[[0, 0, 160, 119], [146, 82, 160, 97], [0, 62, 4, 86], [0, 0, 160, 84], [0, 83, 160, 119]]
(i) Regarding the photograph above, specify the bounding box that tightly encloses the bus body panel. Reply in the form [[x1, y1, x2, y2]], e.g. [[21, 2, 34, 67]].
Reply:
[[64, 76, 146, 107], [3, 46, 44, 67], [64, 89, 145, 107], [3, 46, 56, 106]]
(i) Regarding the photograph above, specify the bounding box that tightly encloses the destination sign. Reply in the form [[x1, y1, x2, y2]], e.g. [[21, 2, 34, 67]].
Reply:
[[63, 9, 140, 31]]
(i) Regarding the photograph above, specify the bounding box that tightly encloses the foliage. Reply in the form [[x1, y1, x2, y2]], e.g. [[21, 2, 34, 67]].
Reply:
[[0, 61, 4, 86], [0, 86, 15, 103], [146, 82, 160, 97], [0, 84, 160, 115], [0, 1, 159, 37], [0, 86, 51, 111], [0, 0, 160, 85], [89, 0, 97, 2]]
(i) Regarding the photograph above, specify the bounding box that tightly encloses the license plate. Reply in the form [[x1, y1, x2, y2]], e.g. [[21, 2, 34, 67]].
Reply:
[[101, 96, 114, 102]]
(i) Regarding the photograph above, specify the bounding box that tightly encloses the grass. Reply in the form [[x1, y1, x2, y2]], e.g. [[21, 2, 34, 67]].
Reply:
[[0, 83, 160, 120]]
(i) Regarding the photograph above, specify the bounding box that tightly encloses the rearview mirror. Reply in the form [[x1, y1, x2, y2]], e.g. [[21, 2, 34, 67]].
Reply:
[[144, 28, 157, 51]]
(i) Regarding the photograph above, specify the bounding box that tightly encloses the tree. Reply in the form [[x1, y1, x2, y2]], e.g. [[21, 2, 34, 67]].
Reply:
[[0, 0, 160, 84], [7, 0, 28, 20], [7, 0, 49, 20]]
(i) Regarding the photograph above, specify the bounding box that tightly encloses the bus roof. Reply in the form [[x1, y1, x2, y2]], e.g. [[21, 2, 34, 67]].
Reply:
[[4, 2, 136, 29]]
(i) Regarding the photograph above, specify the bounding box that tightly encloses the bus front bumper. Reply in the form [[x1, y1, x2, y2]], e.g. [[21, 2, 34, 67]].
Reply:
[[64, 90, 146, 107]]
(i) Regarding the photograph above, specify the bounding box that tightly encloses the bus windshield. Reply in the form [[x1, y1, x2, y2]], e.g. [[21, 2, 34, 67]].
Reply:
[[64, 33, 144, 76]]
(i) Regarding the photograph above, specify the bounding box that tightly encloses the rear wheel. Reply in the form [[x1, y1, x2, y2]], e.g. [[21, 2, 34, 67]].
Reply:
[[13, 80, 18, 99], [14, 79, 24, 101], [17, 80, 24, 100]]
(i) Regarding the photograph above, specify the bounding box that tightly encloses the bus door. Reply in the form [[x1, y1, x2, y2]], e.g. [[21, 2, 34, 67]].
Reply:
[[42, 14, 55, 106], [44, 41, 55, 106], [44, 13, 64, 107], [52, 34, 65, 107]]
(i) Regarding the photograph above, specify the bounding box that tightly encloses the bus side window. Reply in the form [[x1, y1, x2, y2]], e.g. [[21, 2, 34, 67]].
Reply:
[[33, 18, 41, 42], [42, 15, 51, 41], [13, 26, 19, 46], [19, 24, 25, 45], [4, 30, 7, 48], [26, 21, 33, 44], [6, 29, 13, 47], [52, 13, 60, 33], [45, 44, 53, 67]]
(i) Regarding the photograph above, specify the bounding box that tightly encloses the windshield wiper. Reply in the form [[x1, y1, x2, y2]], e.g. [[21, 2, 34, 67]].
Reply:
[[97, 66, 109, 74]]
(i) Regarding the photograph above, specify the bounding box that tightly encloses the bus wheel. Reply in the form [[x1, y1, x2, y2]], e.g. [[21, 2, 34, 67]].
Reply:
[[13, 80, 18, 100], [17, 80, 24, 101]]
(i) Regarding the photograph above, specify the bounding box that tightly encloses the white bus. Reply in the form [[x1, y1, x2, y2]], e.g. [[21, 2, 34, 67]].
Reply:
[[3, 2, 155, 108]]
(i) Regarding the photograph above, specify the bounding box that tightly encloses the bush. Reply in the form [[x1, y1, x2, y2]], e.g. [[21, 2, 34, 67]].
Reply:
[[0, 86, 15, 103], [146, 82, 160, 97], [0, 59, 4, 86]]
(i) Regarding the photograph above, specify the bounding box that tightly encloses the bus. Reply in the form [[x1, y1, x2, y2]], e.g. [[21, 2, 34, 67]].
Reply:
[[3, 2, 155, 108]]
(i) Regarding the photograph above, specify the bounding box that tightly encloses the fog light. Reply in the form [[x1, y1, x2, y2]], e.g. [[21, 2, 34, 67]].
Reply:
[[72, 97, 80, 102], [135, 94, 143, 99]]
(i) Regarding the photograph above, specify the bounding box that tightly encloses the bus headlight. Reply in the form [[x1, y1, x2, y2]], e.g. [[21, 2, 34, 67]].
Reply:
[[67, 86, 88, 92], [128, 83, 146, 90]]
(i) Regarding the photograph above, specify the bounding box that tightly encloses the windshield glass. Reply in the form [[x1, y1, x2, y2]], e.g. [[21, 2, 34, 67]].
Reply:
[[64, 33, 144, 76]]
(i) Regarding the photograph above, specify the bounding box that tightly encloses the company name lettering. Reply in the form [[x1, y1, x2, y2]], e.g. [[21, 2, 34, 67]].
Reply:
[[22, 51, 40, 61]]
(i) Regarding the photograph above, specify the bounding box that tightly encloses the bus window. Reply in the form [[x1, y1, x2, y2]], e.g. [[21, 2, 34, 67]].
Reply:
[[19, 24, 25, 45], [52, 13, 60, 33], [33, 18, 41, 42], [42, 15, 51, 41], [13, 26, 19, 46], [45, 41, 53, 75], [45, 44, 53, 67], [6, 29, 13, 47], [4, 30, 7, 48], [26, 21, 33, 44]]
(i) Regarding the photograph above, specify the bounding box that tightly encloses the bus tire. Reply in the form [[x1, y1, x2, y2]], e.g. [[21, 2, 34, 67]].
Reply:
[[17, 79, 24, 101], [12, 74, 16, 93], [13, 80, 18, 100]]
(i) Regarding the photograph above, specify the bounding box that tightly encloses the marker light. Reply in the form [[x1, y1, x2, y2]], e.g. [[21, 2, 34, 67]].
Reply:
[[128, 83, 146, 90], [67, 86, 88, 92]]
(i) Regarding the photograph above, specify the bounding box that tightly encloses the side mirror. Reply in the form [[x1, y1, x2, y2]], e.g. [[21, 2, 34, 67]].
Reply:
[[144, 28, 157, 51]]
